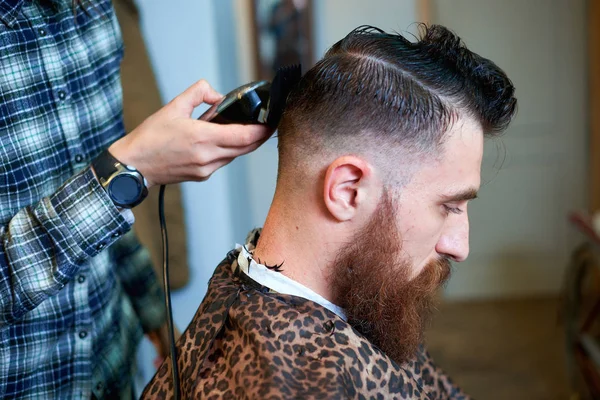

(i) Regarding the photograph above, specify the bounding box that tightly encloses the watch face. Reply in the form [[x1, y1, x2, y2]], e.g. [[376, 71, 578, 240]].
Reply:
[[109, 174, 142, 206]]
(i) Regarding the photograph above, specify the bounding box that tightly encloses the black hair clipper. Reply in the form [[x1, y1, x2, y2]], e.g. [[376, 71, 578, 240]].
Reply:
[[199, 64, 302, 129]]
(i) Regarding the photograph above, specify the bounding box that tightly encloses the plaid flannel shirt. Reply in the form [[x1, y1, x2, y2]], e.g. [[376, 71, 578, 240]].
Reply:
[[0, 0, 166, 398]]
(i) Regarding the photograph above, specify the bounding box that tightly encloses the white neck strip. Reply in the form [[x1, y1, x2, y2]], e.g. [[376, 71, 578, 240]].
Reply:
[[236, 244, 347, 321]]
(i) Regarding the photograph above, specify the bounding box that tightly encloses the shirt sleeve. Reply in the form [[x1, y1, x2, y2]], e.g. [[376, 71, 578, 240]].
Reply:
[[0, 166, 131, 330], [110, 228, 167, 333]]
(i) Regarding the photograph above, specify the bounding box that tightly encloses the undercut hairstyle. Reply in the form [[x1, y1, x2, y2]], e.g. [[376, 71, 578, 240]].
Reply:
[[276, 24, 517, 181]]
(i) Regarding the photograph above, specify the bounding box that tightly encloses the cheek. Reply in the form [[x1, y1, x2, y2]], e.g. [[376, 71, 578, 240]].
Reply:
[[397, 204, 445, 268]]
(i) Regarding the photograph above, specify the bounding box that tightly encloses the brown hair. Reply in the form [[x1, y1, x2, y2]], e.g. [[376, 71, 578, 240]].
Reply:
[[277, 24, 517, 175]]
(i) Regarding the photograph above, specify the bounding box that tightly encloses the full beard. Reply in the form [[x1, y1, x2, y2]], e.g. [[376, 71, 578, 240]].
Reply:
[[328, 190, 452, 365]]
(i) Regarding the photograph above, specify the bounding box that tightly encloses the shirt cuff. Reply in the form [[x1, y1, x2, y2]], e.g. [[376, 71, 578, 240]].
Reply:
[[47, 166, 132, 260]]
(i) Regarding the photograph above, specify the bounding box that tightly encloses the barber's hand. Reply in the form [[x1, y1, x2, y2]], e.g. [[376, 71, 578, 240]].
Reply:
[[109, 80, 274, 188], [146, 323, 181, 369]]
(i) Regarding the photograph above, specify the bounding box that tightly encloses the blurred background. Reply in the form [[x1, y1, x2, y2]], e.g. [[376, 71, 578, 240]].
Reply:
[[115, 1, 598, 398]]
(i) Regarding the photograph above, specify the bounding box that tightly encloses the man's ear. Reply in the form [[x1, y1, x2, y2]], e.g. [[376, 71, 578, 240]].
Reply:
[[323, 155, 377, 222]]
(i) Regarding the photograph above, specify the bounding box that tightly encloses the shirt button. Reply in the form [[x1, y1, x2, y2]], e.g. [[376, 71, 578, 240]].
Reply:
[[111, 231, 121, 239], [57, 90, 67, 101], [96, 243, 105, 251], [38, 28, 47, 36], [79, 330, 87, 339], [75, 154, 84, 163], [77, 275, 86, 283]]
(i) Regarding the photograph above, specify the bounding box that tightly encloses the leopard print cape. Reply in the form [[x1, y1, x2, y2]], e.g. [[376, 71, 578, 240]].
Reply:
[[142, 243, 470, 399]]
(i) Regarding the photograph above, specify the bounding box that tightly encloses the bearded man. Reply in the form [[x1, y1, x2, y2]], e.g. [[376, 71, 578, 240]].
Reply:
[[143, 24, 517, 399]]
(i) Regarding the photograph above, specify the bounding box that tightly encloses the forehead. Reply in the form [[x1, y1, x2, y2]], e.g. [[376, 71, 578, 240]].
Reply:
[[406, 118, 484, 194]]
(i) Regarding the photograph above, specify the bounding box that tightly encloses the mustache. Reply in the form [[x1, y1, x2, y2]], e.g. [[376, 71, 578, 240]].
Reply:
[[432, 256, 452, 284], [409, 256, 453, 293]]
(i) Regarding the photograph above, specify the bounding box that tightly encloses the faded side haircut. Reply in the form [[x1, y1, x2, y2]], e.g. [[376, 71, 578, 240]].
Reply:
[[277, 24, 517, 181]]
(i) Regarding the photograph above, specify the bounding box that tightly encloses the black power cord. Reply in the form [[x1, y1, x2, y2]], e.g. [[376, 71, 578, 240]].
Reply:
[[158, 184, 181, 400]]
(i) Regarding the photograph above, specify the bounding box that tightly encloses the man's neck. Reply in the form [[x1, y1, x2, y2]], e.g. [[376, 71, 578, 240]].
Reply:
[[252, 194, 339, 303]]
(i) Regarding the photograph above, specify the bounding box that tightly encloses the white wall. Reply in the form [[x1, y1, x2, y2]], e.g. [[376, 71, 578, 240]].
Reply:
[[313, 0, 419, 57]]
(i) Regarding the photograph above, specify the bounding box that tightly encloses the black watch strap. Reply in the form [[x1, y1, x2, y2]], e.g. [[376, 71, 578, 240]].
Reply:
[[92, 150, 120, 183]]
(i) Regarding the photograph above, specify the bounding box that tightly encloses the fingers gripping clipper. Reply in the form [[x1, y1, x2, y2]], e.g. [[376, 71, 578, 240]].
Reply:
[[199, 64, 302, 127]]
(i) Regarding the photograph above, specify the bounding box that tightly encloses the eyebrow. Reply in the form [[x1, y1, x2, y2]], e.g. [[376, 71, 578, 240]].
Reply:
[[439, 188, 479, 202]]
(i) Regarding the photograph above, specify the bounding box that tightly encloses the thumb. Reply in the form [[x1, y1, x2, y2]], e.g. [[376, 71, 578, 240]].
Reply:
[[172, 79, 224, 116]]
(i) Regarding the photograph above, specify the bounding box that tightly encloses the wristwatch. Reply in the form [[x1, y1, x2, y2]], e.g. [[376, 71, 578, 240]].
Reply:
[[92, 149, 148, 208]]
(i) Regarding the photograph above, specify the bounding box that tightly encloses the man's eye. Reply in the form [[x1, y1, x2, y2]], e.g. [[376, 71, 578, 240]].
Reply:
[[443, 204, 463, 215]]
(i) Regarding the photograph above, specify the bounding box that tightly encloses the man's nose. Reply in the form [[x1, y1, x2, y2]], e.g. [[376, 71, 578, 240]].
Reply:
[[435, 216, 470, 262]]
